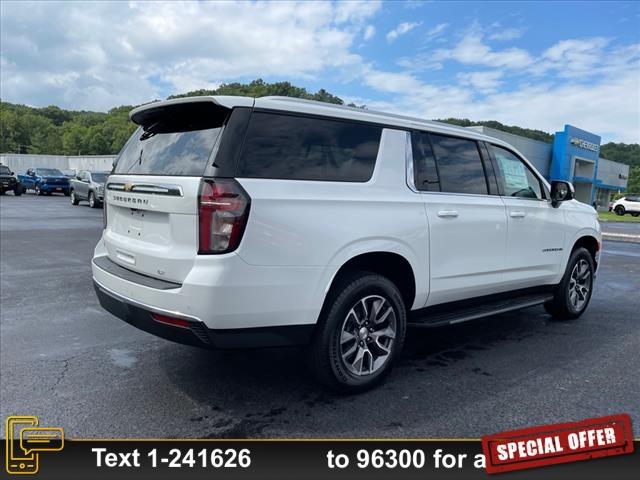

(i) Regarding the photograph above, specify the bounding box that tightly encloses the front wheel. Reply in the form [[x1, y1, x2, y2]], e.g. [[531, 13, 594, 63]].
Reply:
[[308, 271, 406, 393], [544, 247, 595, 320], [614, 205, 625, 216], [13, 187, 21, 196], [35, 185, 43, 196], [89, 191, 99, 208], [70, 190, 79, 205]]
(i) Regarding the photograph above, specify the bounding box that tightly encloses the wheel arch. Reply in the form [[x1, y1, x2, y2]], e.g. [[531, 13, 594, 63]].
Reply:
[[320, 251, 419, 316]]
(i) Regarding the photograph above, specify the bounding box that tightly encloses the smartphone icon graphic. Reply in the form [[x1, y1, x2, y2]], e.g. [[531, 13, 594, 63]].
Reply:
[[6, 416, 39, 475]]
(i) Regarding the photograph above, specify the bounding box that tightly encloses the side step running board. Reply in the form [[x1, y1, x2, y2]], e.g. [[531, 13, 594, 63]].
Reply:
[[409, 293, 554, 328]]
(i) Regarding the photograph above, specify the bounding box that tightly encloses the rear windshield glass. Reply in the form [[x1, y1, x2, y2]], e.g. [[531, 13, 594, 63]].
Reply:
[[114, 102, 228, 176], [237, 112, 381, 182]]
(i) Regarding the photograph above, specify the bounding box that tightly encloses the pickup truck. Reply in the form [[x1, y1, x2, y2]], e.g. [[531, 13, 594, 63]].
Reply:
[[18, 168, 71, 196], [0, 164, 22, 195]]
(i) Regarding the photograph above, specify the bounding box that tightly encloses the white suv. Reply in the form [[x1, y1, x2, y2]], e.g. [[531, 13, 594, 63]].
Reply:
[[92, 96, 601, 391], [611, 195, 640, 217]]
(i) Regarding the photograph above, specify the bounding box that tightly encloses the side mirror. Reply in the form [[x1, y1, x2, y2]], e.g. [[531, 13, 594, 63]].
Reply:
[[10, 171, 14, 175], [550, 180, 574, 208]]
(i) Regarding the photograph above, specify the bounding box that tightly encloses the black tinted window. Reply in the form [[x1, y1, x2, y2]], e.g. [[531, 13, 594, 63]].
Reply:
[[429, 134, 487, 195], [237, 113, 381, 182], [115, 127, 222, 176], [411, 132, 439, 191]]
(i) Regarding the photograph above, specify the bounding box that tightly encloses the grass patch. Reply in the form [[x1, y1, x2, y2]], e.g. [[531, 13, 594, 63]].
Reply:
[[598, 211, 640, 223]]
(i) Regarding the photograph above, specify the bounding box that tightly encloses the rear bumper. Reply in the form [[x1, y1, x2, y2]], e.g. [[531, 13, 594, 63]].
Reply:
[[94, 279, 314, 349]]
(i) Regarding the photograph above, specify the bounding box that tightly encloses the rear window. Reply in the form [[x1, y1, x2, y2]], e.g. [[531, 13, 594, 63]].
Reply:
[[429, 134, 488, 195], [237, 112, 381, 182], [114, 102, 227, 176]]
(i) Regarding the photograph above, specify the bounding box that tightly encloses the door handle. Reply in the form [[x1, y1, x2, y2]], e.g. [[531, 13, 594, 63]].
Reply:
[[437, 210, 459, 218], [510, 211, 527, 218]]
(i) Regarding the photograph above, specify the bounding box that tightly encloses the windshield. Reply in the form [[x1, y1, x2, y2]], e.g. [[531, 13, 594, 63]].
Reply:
[[91, 173, 108, 183], [0, 166, 11, 175], [36, 168, 64, 176]]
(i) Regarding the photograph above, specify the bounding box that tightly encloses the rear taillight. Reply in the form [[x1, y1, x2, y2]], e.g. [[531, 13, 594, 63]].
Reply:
[[198, 178, 250, 254]]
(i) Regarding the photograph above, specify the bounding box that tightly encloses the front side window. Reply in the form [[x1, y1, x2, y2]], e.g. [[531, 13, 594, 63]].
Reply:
[[490, 145, 543, 200], [429, 134, 488, 195], [237, 112, 381, 182]]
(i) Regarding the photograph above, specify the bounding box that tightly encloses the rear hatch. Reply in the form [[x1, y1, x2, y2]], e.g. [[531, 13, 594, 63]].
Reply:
[[103, 98, 242, 284]]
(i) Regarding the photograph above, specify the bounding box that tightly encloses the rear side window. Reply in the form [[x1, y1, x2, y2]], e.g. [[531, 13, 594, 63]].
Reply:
[[237, 112, 381, 182], [114, 103, 227, 176], [411, 131, 439, 192], [429, 134, 488, 195]]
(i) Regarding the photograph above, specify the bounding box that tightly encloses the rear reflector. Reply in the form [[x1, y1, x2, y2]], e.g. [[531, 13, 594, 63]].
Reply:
[[198, 178, 250, 254], [152, 313, 192, 328]]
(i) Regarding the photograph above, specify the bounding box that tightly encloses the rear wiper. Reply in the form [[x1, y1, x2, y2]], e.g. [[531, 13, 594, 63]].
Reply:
[[140, 121, 163, 140]]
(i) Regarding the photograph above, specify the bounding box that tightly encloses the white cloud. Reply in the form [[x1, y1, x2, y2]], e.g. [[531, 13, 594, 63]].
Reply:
[[488, 27, 524, 41], [386, 22, 421, 42], [0, 0, 381, 110], [363, 25, 376, 41], [433, 31, 534, 69], [457, 70, 504, 93], [425, 23, 449, 41]]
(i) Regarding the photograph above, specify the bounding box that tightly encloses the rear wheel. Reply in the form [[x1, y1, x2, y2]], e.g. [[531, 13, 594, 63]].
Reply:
[[70, 190, 79, 205], [632, 213, 639, 217], [614, 205, 625, 216], [544, 247, 594, 320], [308, 271, 406, 392]]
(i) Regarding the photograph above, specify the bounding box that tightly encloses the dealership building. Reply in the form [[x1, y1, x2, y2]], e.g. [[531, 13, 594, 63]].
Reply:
[[468, 124, 629, 209]]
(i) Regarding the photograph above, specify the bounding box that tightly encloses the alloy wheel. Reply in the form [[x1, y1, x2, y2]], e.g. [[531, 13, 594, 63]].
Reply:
[[568, 259, 591, 311], [339, 295, 397, 376]]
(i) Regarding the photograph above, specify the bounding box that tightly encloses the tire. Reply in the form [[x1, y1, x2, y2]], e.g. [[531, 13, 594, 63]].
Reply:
[[13, 188, 21, 196], [0, 190, 5, 195], [632, 213, 640, 217], [544, 247, 595, 320], [614, 205, 625, 216], [308, 271, 407, 393], [89, 191, 99, 208], [35, 185, 43, 196], [70, 190, 79, 205], [64, 190, 70, 197]]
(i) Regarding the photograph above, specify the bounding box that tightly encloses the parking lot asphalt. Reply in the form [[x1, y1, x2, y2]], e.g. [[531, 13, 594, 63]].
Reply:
[[1, 193, 639, 439]]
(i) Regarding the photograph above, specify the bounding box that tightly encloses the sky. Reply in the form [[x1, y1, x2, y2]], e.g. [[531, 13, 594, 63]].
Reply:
[[1, 0, 639, 142]]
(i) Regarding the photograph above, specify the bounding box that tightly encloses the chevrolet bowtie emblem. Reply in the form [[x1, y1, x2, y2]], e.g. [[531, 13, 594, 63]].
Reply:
[[123, 183, 133, 192]]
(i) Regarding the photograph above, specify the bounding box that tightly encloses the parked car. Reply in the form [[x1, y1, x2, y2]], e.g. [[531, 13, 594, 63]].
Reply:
[[611, 195, 640, 217], [0, 164, 22, 196], [92, 96, 602, 392], [18, 168, 70, 196], [70, 170, 109, 208]]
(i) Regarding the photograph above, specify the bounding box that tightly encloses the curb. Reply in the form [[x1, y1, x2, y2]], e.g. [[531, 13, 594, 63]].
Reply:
[[602, 232, 640, 244]]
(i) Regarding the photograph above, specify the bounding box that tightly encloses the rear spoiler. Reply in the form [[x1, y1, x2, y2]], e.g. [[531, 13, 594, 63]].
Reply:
[[129, 96, 255, 126]]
